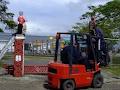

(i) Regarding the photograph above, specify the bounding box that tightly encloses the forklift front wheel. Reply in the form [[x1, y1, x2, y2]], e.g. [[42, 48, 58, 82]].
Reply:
[[61, 80, 75, 90], [92, 73, 103, 88]]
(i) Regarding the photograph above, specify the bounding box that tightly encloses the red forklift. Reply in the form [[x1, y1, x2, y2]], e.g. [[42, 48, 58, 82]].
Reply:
[[48, 32, 103, 90]]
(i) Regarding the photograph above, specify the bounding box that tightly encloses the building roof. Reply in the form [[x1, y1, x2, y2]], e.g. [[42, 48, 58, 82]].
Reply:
[[0, 32, 55, 43]]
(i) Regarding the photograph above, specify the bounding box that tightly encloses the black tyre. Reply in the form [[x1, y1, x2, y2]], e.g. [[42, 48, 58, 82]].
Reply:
[[92, 73, 103, 88], [61, 80, 75, 90]]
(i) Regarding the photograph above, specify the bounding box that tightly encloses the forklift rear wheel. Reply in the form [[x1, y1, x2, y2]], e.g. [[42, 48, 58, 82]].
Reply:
[[61, 80, 75, 90], [92, 73, 103, 88]]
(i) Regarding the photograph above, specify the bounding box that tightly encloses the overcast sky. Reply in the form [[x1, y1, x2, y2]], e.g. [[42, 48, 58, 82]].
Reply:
[[8, 0, 111, 36]]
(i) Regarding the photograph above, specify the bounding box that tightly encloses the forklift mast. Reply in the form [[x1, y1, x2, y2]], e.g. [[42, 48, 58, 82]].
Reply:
[[54, 32, 97, 71]]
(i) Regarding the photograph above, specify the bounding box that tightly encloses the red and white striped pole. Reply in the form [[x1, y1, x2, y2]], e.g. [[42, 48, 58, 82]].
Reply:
[[14, 35, 25, 77]]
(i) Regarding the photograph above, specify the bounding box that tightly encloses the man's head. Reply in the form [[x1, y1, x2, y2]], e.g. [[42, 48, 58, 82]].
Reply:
[[90, 16, 96, 30], [91, 16, 95, 21]]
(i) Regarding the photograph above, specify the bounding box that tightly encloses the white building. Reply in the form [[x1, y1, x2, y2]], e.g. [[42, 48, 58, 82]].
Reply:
[[0, 32, 55, 54]]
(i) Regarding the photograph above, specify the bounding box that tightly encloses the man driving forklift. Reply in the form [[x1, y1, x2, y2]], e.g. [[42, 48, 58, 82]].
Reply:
[[60, 37, 92, 70]]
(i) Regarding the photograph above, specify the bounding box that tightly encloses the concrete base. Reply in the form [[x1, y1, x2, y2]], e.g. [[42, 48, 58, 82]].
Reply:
[[15, 34, 25, 39]]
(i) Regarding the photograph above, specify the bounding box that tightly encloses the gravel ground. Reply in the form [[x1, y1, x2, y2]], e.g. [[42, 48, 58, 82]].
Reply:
[[0, 75, 47, 90], [0, 69, 120, 90], [0, 75, 120, 90]]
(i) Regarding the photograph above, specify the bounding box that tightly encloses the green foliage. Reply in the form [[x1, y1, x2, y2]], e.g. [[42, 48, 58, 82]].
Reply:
[[0, 28, 3, 32], [106, 39, 117, 50], [5, 20, 17, 29], [72, 0, 120, 38], [0, 61, 3, 67], [80, 0, 120, 38], [0, 0, 16, 29], [112, 55, 120, 64], [72, 23, 89, 33]]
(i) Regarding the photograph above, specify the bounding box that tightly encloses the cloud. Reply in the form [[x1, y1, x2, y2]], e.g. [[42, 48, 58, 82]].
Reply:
[[8, 0, 110, 36]]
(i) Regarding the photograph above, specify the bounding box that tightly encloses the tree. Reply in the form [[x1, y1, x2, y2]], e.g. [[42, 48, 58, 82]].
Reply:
[[0, 28, 3, 32], [79, 0, 120, 38], [72, 22, 89, 33], [0, 0, 16, 30], [4, 20, 17, 29]]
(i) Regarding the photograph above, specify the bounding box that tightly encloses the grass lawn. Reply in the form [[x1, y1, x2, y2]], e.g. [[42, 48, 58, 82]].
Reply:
[[1, 54, 54, 61], [24, 55, 53, 61], [112, 55, 120, 64], [103, 65, 120, 77], [103, 54, 120, 76], [0, 54, 54, 67]]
